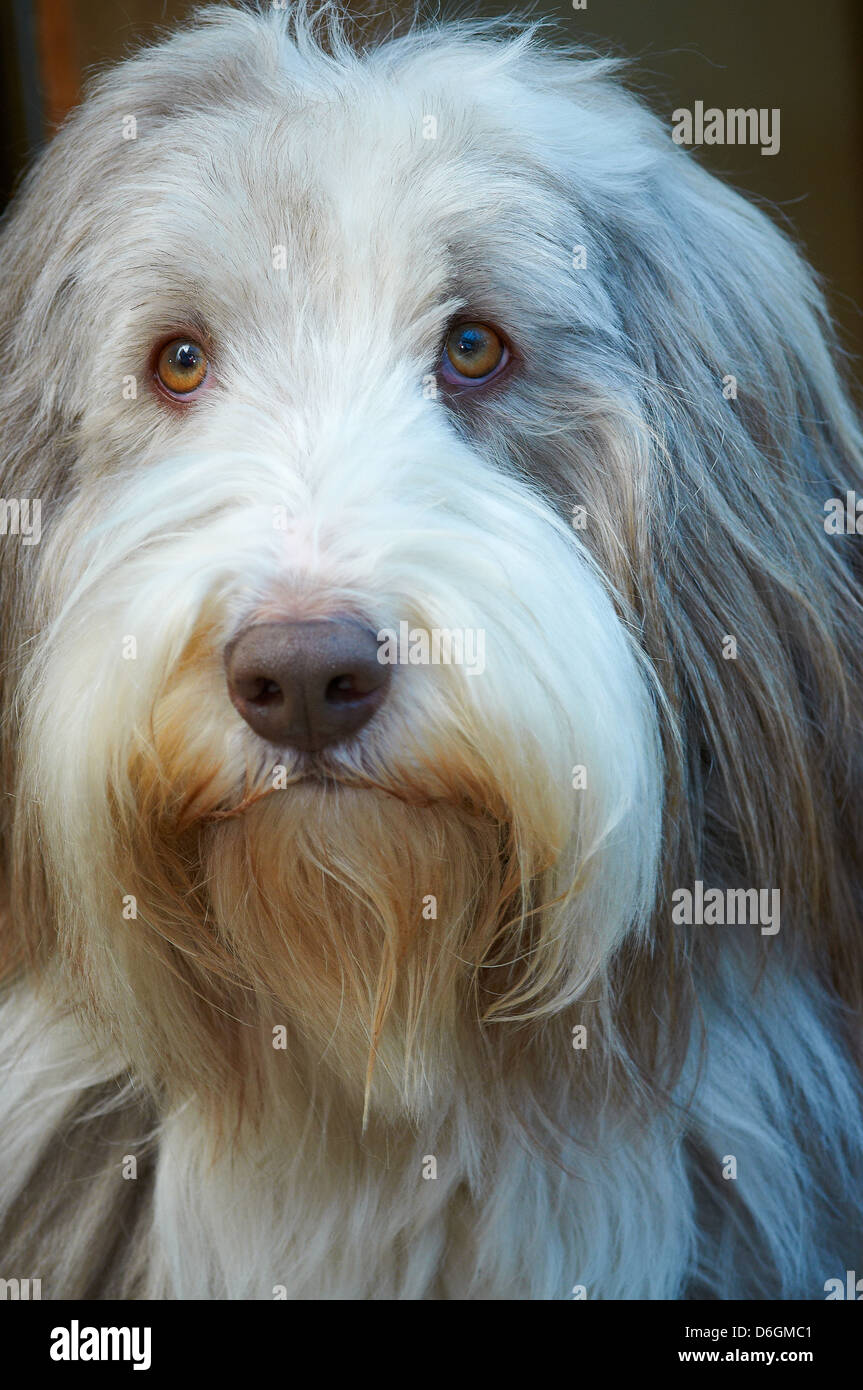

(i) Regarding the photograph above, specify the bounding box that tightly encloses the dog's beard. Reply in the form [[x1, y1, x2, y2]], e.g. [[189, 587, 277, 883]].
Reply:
[[76, 707, 616, 1125], [13, 443, 662, 1126], [207, 786, 522, 1120]]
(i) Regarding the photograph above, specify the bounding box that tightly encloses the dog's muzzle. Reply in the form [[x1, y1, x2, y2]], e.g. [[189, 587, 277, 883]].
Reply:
[[225, 618, 391, 752]]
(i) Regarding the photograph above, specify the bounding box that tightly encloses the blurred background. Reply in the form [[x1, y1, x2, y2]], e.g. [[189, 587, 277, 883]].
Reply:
[[1, 0, 861, 357]]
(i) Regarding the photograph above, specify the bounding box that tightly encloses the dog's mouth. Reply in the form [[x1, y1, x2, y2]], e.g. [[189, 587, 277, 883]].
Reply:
[[291, 767, 358, 789], [280, 763, 432, 803], [244, 748, 422, 801], [202, 746, 492, 827]]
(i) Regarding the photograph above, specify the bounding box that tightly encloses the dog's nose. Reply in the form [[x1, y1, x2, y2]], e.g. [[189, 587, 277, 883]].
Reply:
[[225, 619, 390, 752]]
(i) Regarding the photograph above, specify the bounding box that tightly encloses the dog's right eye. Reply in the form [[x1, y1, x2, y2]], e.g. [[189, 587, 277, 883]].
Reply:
[[155, 338, 209, 398], [440, 322, 509, 387]]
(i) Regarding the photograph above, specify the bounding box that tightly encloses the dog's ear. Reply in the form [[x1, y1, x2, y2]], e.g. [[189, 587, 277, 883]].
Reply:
[[0, 50, 139, 973], [521, 53, 863, 1018], [0, 146, 82, 976]]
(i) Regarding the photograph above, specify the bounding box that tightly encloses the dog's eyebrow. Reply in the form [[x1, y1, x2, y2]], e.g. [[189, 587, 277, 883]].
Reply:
[[149, 308, 215, 353]]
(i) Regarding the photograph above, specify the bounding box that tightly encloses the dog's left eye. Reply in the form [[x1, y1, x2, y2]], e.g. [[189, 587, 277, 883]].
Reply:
[[440, 322, 508, 385], [155, 338, 209, 398]]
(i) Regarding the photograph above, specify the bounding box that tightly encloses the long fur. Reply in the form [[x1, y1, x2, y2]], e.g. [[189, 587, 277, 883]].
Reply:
[[0, 2, 861, 1299]]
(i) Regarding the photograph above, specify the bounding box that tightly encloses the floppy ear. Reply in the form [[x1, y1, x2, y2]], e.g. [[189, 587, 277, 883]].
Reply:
[[0, 61, 151, 977], [518, 51, 863, 1023], [623, 139, 863, 1014], [0, 144, 82, 977]]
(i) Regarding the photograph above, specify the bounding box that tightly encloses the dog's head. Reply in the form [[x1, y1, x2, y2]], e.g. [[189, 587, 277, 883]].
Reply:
[[1, 4, 861, 1124]]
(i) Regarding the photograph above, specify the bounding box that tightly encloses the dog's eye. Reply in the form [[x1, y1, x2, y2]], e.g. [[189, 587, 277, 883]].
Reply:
[[441, 322, 508, 385], [155, 338, 209, 397]]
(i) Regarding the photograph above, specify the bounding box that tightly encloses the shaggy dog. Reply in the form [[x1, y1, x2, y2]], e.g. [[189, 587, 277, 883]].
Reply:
[[0, 3, 862, 1300]]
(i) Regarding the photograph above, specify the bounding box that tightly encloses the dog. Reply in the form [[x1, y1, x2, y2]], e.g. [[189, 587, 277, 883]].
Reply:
[[1, 1, 862, 1300]]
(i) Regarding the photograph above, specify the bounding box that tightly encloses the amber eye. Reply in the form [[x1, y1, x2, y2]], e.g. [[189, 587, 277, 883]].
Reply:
[[155, 338, 209, 396], [442, 322, 508, 384]]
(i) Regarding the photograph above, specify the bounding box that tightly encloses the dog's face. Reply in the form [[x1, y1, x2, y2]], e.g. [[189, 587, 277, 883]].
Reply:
[[4, 9, 859, 1127], [1, 14, 662, 1112]]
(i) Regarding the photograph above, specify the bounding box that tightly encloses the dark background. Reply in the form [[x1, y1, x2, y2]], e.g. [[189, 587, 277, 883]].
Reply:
[[2, 0, 862, 357]]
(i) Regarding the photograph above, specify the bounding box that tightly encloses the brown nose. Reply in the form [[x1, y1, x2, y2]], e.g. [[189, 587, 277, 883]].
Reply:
[[225, 619, 390, 752]]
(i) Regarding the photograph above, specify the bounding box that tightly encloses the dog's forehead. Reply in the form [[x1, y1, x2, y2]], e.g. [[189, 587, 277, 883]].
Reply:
[[113, 66, 545, 350], [202, 98, 466, 293]]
